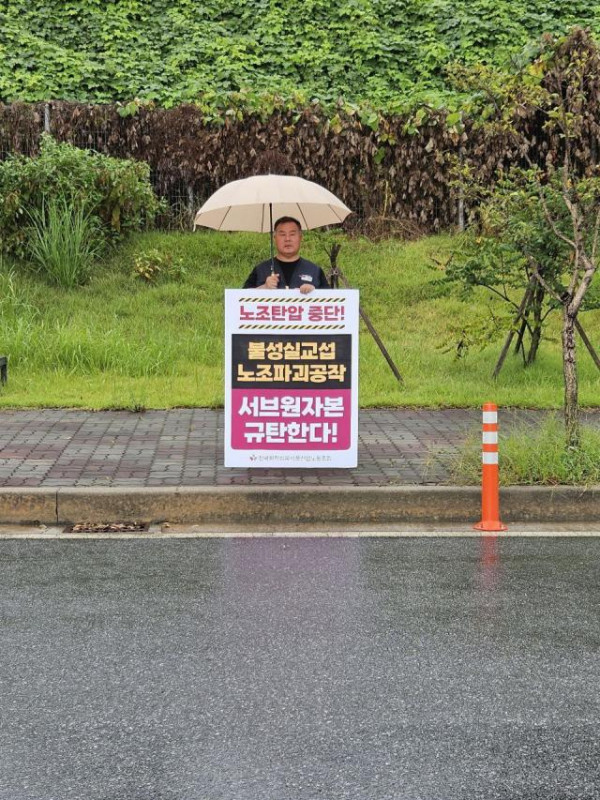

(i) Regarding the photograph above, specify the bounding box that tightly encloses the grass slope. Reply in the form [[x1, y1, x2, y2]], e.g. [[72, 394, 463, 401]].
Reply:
[[0, 231, 598, 409]]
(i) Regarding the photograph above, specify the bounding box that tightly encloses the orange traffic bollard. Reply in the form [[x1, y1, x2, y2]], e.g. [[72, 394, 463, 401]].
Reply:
[[473, 403, 507, 532]]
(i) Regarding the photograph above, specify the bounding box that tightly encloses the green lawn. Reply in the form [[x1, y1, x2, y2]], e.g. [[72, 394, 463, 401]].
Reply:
[[1, 230, 599, 409]]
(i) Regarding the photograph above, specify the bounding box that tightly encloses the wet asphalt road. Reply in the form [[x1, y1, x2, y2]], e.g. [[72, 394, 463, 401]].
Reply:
[[0, 537, 599, 800]]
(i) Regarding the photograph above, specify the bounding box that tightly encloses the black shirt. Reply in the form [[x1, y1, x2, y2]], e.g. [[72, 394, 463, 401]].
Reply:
[[278, 258, 299, 288], [243, 257, 330, 289]]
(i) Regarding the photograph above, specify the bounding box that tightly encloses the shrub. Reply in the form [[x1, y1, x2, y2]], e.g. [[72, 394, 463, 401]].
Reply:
[[0, 134, 163, 259], [27, 199, 103, 288]]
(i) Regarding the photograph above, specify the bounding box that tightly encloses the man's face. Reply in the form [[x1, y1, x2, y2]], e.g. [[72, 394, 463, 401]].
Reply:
[[274, 222, 302, 260]]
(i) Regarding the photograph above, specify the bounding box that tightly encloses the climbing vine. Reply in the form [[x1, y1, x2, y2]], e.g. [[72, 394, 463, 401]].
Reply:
[[1, 0, 599, 113]]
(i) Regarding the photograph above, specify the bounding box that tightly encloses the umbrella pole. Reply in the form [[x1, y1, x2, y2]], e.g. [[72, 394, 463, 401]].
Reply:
[[269, 203, 275, 274]]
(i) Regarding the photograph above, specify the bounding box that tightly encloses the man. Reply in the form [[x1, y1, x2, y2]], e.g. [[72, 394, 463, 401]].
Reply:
[[243, 217, 330, 293]]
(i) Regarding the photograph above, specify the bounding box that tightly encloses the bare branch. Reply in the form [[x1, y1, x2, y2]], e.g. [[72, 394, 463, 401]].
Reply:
[[475, 282, 518, 308], [536, 182, 577, 250], [527, 256, 564, 304], [541, 308, 555, 323]]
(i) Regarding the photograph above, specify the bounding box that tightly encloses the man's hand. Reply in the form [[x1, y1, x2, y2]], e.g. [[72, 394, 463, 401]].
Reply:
[[264, 273, 279, 289], [299, 283, 314, 294]]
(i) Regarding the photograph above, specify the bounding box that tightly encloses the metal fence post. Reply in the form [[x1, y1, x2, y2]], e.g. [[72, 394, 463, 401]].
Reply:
[[187, 185, 195, 224], [457, 141, 465, 231]]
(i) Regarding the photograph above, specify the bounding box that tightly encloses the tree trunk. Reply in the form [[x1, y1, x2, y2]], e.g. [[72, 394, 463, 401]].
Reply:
[[526, 284, 545, 365], [492, 281, 534, 379], [513, 317, 527, 356], [527, 324, 542, 365], [562, 306, 580, 447]]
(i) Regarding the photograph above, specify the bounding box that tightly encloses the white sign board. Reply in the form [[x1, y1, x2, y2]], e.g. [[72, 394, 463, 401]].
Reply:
[[224, 289, 359, 468]]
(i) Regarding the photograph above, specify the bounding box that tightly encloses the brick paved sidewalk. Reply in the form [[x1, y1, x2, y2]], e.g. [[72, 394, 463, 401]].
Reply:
[[1, 408, 598, 488]]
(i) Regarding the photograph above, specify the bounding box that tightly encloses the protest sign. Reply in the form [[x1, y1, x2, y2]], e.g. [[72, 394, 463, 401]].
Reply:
[[224, 290, 359, 468]]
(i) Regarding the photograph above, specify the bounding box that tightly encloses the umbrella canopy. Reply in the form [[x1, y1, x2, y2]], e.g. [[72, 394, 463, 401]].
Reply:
[[193, 174, 351, 232]]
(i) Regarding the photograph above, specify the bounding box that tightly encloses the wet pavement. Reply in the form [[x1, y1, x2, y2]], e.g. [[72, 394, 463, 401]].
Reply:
[[2, 407, 599, 487], [0, 536, 599, 799]]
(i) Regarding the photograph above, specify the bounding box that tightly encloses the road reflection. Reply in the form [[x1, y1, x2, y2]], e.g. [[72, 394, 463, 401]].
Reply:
[[477, 534, 501, 592]]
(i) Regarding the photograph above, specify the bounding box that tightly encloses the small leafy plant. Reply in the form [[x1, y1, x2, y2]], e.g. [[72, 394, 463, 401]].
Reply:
[[132, 249, 187, 283]]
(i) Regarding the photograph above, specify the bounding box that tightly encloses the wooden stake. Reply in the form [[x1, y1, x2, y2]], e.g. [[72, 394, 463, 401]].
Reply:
[[327, 245, 403, 384]]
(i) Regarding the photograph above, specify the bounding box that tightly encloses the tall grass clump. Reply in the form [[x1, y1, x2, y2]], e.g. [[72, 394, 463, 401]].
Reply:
[[0, 261, 38, 329], [450, 416, 600, 486], [27, 199, 102, 288], [0, 265, 32, 318]]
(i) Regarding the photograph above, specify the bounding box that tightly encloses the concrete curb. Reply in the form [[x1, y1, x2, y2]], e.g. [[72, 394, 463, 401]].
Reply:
[[0, 485, 598, 525]]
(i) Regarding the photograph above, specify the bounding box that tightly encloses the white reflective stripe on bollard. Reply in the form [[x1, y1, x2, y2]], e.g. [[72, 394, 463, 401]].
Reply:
[[482, 452, 499, 464]]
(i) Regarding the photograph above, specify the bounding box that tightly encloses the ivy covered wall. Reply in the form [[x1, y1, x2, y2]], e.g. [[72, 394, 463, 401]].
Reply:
[[1, 0, 599, 112]]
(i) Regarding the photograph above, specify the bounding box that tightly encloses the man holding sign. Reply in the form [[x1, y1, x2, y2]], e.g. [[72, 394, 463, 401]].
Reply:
[[243, 217, 330, 293], [194, 174, 358, 467]]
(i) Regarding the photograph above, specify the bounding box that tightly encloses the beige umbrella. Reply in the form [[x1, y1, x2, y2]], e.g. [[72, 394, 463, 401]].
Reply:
[[193, 174, 351, 232], [193, 174, 352, 272]]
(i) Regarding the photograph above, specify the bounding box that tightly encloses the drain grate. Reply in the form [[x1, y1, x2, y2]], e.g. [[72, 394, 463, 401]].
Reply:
[[63, 521, 150, 534]]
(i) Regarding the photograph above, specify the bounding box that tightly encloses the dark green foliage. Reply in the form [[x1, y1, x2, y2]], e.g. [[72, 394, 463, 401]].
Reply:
[[1, 1, 599, 111], [0, 135, 162, 257]]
